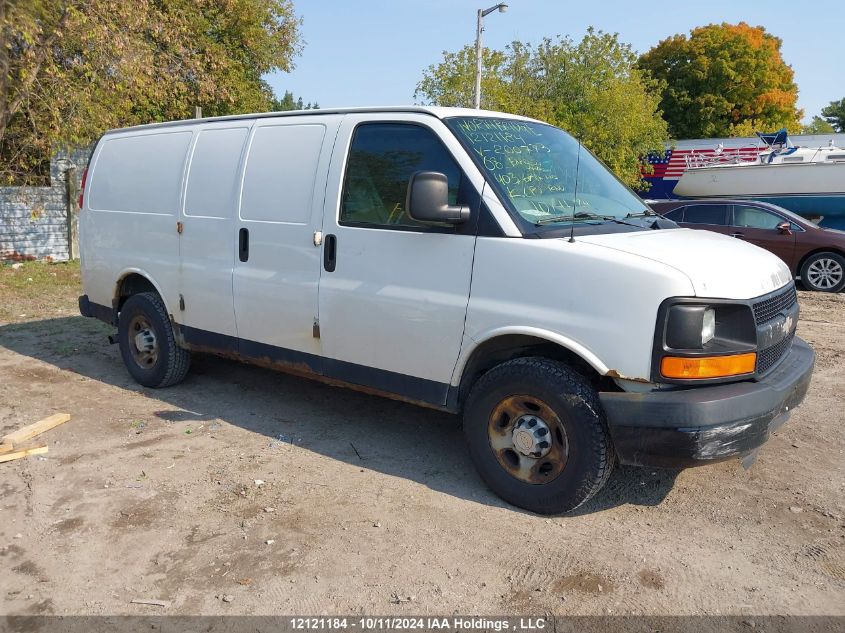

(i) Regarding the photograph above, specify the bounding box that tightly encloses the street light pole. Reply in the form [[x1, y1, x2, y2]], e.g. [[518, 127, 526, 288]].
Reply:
[[474, 9, 484, 110], [473, 3, 508, 109]]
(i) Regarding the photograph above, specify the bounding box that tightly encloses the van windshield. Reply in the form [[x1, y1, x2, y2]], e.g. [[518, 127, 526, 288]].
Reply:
[[446, 117, 649, 227]]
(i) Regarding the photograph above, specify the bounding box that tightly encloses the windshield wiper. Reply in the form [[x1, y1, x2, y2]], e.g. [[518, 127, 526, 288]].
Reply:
[[535, 210, 663, 229], [624, 209, 659, 218], [625, 209, 678, 230], [607, 216, 656, 229], [535, 211, 610, 226]]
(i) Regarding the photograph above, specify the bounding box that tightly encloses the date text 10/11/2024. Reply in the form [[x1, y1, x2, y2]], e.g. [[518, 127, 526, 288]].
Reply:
[[289, 617, 548, 631]]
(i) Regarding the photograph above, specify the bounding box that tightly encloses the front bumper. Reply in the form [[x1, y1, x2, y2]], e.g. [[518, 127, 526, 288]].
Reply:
[[599, 337, 814, 468]]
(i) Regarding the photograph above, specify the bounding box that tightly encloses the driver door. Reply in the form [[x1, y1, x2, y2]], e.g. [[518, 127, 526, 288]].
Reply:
[[316, 115, 479, 405]]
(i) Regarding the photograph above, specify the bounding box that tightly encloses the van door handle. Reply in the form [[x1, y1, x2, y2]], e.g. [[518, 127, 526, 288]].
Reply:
[[323, 234, 337, 272], [238, 228, 249, 262], [730, 232, 744, 239]]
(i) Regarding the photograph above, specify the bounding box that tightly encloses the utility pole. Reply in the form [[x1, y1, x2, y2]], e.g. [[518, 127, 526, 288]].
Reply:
[[64, 166, 79, 260], [474, 3, 508, 109]]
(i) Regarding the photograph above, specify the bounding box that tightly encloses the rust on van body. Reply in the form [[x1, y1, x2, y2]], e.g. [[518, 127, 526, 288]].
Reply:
[[173, 325, 446, 413]]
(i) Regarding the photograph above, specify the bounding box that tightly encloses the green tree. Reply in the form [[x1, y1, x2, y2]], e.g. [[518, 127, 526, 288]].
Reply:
[[801, 115, 835, 135], [0, 0, 302, 184], [638, 22, 801, 139], [415, 29, 669, 189], [271, 90, 319, 111], [821, 98, 845, 132]]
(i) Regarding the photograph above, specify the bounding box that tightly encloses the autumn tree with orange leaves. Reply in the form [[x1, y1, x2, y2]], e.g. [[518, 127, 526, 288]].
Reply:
[[638, 22, 801, 139]]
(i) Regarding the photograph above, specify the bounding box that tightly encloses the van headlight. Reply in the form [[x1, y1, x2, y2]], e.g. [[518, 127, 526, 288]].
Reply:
[[655, 301, 757, 382], [664, 305, 719, 349], [701, 308, 715, 346]]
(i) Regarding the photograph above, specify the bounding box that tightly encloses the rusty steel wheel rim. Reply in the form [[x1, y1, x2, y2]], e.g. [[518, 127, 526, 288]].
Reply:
[[487, 395, 569, 485], [128, 315, 159, 369]]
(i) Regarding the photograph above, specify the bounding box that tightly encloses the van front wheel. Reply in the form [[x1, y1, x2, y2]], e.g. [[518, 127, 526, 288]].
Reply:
[[118, 292, 190, 388], [463, 357, 613, 514]]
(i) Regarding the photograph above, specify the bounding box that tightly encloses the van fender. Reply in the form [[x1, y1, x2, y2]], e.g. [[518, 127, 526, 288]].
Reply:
[[451, 325, 612, 387], [113, 267, 173, 316]]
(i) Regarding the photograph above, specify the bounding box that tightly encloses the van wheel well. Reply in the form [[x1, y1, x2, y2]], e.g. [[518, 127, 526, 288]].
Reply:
[[116, 274, 159, 311], [456, 335, 610, 413]]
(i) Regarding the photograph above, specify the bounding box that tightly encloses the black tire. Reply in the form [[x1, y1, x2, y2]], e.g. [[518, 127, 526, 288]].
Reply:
[[800, 252, 845, 293], [463, 357, 613, 514], [118, 292, 191, 388]]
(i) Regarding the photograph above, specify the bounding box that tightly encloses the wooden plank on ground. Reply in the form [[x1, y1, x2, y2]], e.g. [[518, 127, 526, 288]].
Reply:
[[3, 413, 70, 445], [0, 443, 14, 455], [0, 445, 48, 464], [130, 598, 171, 608]]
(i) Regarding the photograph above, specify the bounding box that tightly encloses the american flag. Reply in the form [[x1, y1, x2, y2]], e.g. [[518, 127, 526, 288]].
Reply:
[[643, 146, 761, 180]]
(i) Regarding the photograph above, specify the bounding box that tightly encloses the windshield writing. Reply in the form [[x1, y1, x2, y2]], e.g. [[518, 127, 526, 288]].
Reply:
[[448, 117, 648, 225]]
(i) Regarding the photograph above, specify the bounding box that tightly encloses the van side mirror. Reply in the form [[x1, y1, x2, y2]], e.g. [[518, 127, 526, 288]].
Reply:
[[406, 171, 469, 224], [776, 221, 792, 235]]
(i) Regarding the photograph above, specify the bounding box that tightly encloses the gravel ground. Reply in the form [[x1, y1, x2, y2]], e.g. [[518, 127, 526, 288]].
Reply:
[[0, 261, 843, 617]]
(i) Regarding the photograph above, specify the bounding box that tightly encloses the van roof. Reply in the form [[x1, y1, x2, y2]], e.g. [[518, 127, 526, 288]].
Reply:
[[104, 106, 541, 134]]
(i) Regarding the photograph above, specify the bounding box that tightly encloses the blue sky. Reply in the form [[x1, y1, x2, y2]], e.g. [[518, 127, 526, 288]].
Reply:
[[265, 0, 844, 124]]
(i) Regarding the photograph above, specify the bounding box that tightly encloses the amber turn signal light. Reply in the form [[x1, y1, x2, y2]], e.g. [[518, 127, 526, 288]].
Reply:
[[660, 352, 757, 379]]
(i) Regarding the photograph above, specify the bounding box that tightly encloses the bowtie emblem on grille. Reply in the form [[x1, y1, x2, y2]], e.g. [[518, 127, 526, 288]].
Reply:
[[782, 314, 795, 335]]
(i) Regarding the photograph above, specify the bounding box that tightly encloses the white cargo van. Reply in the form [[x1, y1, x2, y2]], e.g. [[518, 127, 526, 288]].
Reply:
[[78, 107, 814, 513]]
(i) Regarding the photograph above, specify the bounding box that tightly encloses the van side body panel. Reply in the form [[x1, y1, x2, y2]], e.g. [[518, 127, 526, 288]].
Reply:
[[82, 129, 193, 315], [460, 237, 696, 383]]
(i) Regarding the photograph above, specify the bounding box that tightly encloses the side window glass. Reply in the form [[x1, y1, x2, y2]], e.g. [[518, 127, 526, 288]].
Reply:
[[683, 204, 728, 225], [664, 207, 684, 222], [341, 123, 461, 228], [733, 205, 783, 229]]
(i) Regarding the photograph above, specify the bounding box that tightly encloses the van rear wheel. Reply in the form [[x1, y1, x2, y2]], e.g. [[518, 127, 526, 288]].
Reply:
[[118, 292, 190, 388], [463, 357, 613, 514]]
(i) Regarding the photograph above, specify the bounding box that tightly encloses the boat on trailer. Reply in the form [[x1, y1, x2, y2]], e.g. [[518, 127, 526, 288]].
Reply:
[[644, 130, 845, 230]]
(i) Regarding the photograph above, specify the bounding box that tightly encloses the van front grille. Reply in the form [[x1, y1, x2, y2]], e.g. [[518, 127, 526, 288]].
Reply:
[[757, 331, 795, 374], [752, 284, 797, 325]]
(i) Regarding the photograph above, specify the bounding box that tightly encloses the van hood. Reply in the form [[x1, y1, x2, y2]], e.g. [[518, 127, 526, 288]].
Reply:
[[577, 228, 793, 299]]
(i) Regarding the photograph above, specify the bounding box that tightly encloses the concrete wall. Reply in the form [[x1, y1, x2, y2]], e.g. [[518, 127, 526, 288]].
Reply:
[[0, 148, 91, 261]]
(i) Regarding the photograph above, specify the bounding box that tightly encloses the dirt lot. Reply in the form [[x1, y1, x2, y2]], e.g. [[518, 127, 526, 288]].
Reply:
[[0, 261, 843, 617]]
